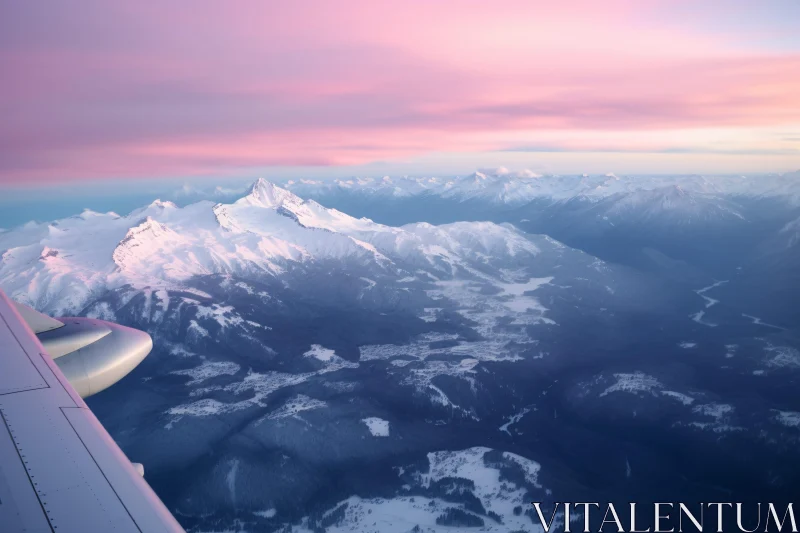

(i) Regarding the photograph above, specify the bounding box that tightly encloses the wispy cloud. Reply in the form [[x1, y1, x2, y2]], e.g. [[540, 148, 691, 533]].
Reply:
[[1, 1, 799, 183]]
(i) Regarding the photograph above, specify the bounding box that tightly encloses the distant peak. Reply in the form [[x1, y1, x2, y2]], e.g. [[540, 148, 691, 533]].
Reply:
[[513, 169, 542, 179], [248, 177, 274, 195], [148, 199, 177, 209], [251, 177, 270, 188], [114, 217, 173, 251], [476, 167, 510, 178], [76, 208, 122, 220], [79, 208, 103, 219], [239, 178, 302, 208]]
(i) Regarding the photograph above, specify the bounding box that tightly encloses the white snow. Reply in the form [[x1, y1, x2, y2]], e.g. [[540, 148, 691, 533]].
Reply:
[[743, 314, 785, 330], [234, 281, 255, 294], [359, 277, 377, 289], [693, 403, 734, 419], [358, 255, 562, 415], [168, 398, 226, 418], [362, 417, 390, 437], [686, 403, 743, 433], [304, 344, 337, 362], [419, 307, 441, 322], [600, 372, 662, 397], [773, 410, 800, 428], [85, 301, 116, 321], [288, 495, 472, 533], [660, 391, 695, 406], [499, 407, 531, 435], [187, 320, 209, 339], [171, 361, 240, 386], [265, 395, 327, 421], [695, 280, 727, 309], [284, 447, 546, 532], [496, 277, 553, 313], [165, 355, 358, 426], [196, 304, 245, 329], [226, 459, 240, 505], [764, 344, 800, 368], [690, 310, 717, 327]]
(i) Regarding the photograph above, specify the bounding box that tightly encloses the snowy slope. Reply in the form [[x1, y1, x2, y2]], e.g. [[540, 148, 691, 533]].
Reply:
[[779, 216, 800, 249], [286, 447, 549, 533], [590, 185, 747, 225]]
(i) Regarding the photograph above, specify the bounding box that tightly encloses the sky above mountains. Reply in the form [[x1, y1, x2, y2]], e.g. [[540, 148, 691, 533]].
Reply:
[[1, 1, 799, 185]]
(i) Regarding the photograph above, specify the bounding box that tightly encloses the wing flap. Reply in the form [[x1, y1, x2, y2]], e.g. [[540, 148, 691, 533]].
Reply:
[[0, 309, 49, 395], [11, 300, 64, 334], [62, 407, 185, 532]]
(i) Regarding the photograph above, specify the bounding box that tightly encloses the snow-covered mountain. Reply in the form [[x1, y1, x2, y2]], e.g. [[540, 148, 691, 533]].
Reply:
[[283, 169, 800, 207], [592, 185, 745, 224], [534, 184, 750, 239], [0, 179, 541, 315], [278, 170, 800, 286]]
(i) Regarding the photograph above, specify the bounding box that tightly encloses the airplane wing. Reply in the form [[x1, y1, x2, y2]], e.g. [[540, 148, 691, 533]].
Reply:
[[0, 290, 185, 533]]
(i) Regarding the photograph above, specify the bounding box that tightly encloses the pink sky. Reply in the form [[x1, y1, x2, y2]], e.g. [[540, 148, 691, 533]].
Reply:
[[1, 1, 799, 184]]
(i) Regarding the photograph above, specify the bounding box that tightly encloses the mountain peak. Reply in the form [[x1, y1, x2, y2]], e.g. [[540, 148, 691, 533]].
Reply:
[[470, 171, 489, 181], [148, 199, 177, 210], [239, 178, 302, 209], [123, 216, 171, 239], [669, 184, 687, 197], [514, 169, 542, 179]]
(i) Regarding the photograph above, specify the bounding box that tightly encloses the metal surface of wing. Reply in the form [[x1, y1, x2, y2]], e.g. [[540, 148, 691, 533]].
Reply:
[[11, 301, 64, 334], [0, 289, 185, 533]]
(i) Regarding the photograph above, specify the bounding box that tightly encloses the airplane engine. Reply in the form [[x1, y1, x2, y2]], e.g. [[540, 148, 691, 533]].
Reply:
[[41, 318, 153, 398], [13, 301, 153, 398]]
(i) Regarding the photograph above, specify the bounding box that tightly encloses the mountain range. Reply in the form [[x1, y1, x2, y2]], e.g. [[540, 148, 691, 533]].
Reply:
[[2, 174, 800, 532], [282, 169, 800, 206], [0, 179, 545, 316]]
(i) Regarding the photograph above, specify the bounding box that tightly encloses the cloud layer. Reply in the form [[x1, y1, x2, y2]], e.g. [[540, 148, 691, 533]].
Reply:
[[1, 1, 799, 182]]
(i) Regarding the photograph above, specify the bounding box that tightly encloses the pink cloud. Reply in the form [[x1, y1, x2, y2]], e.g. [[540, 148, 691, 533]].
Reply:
[[1, 1, 799, 183]]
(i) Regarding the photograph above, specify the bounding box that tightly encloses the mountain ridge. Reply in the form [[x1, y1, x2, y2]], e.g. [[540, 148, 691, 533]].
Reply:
[[282, 170, 800, 207], [0, 180, 547, 314]]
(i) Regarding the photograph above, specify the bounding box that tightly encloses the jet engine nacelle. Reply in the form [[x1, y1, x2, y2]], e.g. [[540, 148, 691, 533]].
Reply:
[[13, 301, 152, 398]]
